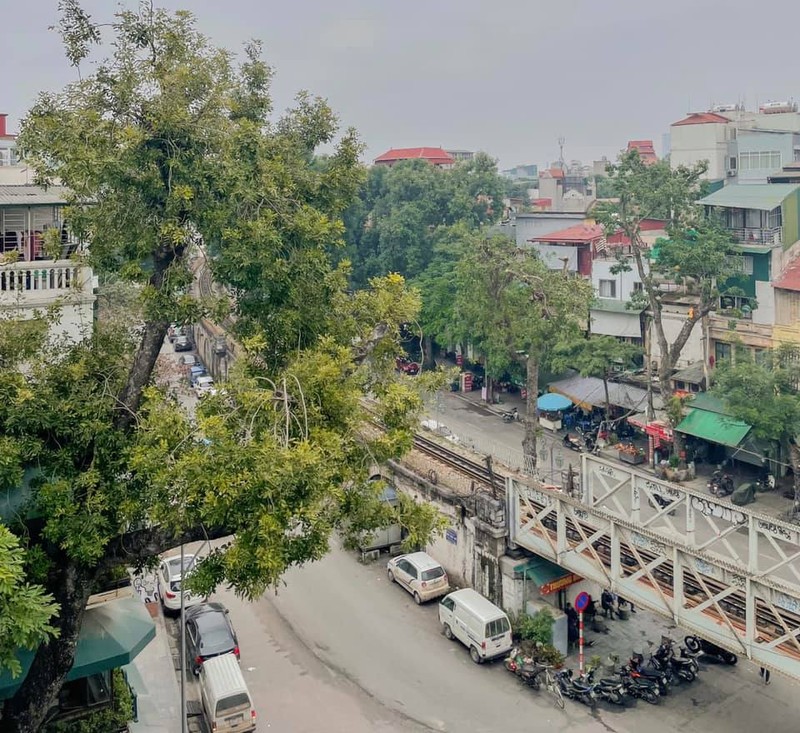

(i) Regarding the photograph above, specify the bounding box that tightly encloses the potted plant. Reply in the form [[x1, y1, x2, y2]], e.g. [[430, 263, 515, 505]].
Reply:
[[618, 442, 645, 465]]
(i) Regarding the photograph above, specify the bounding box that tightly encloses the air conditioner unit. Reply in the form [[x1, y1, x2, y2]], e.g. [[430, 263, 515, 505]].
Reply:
[[727, 169, 736, 177]]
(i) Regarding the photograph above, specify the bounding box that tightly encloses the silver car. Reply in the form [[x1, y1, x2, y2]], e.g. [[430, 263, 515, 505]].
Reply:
[[157, 553, 204, 615], [387, 552, 450, 604]]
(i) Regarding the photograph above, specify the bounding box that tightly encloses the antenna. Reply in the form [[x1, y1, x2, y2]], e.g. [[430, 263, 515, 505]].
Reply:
[[558, 136, 566, 170]]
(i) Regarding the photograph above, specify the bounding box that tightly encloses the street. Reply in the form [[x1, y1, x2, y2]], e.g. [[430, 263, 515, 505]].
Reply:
[[154, 345, 799, 732]]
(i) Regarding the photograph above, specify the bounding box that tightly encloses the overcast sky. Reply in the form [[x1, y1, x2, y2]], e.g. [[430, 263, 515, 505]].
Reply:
[[3, 0, 799, 169]]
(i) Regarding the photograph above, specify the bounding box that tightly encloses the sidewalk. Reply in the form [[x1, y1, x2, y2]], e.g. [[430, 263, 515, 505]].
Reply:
[[127, 610, 182, 733]]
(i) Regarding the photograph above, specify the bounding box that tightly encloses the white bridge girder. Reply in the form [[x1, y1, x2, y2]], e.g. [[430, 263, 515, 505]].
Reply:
[[507, 455, 800, 680]]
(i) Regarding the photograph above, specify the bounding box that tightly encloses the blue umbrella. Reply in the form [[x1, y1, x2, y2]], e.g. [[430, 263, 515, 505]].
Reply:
[[537, 392, 573, 411]]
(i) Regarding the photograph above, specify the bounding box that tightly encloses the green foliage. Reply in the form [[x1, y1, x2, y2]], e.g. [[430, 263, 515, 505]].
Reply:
[[0, 528, 58, 679], [511, 607, 554, 645], [45, 669, 133, 733], [343, 153, 506, 288], [553, 335, 641, 381]]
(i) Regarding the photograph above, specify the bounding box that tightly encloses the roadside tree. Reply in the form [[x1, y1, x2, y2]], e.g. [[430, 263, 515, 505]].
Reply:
[[454, 235, 593, 473], [0, 5, 441, 730]]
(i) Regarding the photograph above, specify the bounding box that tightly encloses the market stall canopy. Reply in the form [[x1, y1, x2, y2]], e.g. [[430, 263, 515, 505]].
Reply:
[[0, 596, 155, 700], [674, 393, 751, 448], [548, 375, 663, 412], [515, 556, 581, 595], [537, 392, 573, 411]]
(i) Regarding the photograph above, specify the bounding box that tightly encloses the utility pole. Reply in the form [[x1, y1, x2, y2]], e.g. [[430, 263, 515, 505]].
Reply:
[[180, 542, 187, 733]]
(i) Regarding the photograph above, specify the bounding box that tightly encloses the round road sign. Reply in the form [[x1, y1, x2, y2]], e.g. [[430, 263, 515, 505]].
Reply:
[[574, 591, 590, 613]]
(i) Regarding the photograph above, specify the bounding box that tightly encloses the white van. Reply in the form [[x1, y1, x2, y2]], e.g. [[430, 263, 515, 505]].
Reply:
[[438, 588, 513, 664], [198, 652, 257, 732]]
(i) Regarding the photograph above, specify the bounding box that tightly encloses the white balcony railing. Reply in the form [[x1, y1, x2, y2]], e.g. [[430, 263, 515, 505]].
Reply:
[[0, 260, 93, 306], [728, 226, 782, 245]]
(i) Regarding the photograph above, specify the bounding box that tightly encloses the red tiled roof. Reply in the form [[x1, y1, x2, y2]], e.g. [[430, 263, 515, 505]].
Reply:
[[533, 223, 605, 244], [547, 167, 565, 179], [626, 140, 657, 163], [773, 257, 800, 292], [374, 147, 455, 165], [671, 112, 730, 127]]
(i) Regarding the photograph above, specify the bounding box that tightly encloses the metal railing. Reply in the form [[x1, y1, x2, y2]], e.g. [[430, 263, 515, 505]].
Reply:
[[728, 226, 782, 245]]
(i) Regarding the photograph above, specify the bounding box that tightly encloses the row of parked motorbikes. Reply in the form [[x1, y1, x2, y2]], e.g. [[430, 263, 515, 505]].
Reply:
[[504, 634, 737, 708]]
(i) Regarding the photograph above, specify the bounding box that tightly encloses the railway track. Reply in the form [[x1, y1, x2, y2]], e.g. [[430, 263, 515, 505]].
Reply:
[[521, 499, 800, 661], [411, 433, 506, 488]]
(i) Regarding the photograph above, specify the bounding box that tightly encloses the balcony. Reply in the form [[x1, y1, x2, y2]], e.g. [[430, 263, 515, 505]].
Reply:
[[727, 226, 782, 245], [0, 260, 94, 307]]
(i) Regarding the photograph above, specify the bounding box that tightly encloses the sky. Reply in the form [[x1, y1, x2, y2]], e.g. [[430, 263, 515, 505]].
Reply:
[[3, 0, 800, 170]]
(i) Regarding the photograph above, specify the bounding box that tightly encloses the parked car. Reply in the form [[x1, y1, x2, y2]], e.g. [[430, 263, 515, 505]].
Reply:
[[189, 365, 208, 386], [438, 588, 513, 664], [194, 375, 217, 397], [174, 335, 192, 352], [186, 602, 240, 675], [167, 323, 182, 343], [387, 551, 450, 604], [157, 553, 204, 616], [179, 354, 199, 374]]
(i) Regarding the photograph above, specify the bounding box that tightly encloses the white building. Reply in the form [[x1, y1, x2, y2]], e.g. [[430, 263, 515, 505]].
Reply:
[[0, 185, 96, 344]]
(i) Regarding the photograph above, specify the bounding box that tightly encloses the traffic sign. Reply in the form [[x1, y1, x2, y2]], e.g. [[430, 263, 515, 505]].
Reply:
[[574, 591, 590, 613]]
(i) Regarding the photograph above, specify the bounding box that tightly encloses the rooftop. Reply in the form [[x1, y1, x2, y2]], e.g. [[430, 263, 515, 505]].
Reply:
[[373, 147, 454, 165], [773, 257, 800, 292], [698, 183, 800, 212], [532, 223, 605, 244], [0, 185, 71, 207], [671, 112, 731, 127]]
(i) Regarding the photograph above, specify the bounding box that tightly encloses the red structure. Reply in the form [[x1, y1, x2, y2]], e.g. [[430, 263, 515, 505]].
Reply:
[[626, 140, 657, 164], [373, 147, 455, 168]]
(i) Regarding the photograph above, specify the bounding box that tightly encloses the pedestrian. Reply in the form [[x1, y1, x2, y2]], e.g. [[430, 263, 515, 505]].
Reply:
[[618, 595, 636, 613], [601, 589, 614, 618], [565, 602, 579, 626], [760, 666, 771, 685]]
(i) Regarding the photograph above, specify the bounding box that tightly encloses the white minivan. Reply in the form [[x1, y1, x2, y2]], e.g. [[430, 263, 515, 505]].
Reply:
[[438, 588, 513, 664], [199, 652, 257, 732]]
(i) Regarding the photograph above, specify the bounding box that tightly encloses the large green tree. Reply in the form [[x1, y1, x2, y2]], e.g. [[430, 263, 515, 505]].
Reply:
[[596, 150, 737, 456], [343, 152, 506, 288], [712, 347, 800, 515], [454, 235, 593, 473], [1, 5, 439, 730]]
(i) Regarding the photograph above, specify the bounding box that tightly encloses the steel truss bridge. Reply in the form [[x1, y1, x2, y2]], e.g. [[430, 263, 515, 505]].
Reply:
[[507, 454, 800, 679]]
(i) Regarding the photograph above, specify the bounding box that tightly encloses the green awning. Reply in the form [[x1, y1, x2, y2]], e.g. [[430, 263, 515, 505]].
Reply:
[[698, 183, 800, 211], [0, 597, 155, 700], [675, 408, 751, 448], [517, 557, 570, 585]]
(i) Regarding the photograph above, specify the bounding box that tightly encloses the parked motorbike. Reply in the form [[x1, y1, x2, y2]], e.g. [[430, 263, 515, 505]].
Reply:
[[618, 666, 660, 704], [651, 640, 698, 682], [708, 470, 734, 497], [555, 669, 597, 707], [655, 637, 700, 674], [756, 473, 776, 492], [684, 635, 738, 665], [502, 408, 519, 423], [582, 669, 626, 706], [629, 654, 670, 695], [504, 648, 542, 689]]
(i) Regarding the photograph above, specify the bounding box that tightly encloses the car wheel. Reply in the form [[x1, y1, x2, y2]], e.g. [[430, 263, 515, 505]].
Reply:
[[469, 646, 483, 664], [413, 591, 422, 605], [443, 624, 454, 640], [387, 569, 395, 583]]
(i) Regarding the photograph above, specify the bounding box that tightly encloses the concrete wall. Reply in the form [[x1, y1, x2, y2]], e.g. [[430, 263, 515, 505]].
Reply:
[[591, 258, 647, 301], [670, 122, 732, 180], [753, 279, 776, 325], [737, 130, 798, 183], [647, 308, 705, 367]]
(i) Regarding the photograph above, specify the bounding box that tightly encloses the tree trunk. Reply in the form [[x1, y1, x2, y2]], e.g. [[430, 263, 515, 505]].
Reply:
[[602, 375, 611, 419], [790, 441, 800, 517], [522, 353, 539, 476], [421, 334, 436, 371], [1, 563, 94, 733]]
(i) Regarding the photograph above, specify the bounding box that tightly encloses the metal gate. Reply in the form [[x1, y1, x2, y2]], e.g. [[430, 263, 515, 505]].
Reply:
[[507, 454, 800, 679]]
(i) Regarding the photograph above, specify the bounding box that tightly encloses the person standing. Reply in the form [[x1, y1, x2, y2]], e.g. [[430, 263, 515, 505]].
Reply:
[[760, 666, 771, 685]]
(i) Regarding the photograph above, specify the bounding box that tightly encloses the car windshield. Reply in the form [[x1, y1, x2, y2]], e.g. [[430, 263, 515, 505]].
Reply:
[[421, 567, 445, 581]]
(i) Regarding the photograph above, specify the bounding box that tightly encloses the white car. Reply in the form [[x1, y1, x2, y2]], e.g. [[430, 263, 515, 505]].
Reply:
[[157, 553, 204, 615], [194, 375, 217, 397], [387, 552, 450, 604]]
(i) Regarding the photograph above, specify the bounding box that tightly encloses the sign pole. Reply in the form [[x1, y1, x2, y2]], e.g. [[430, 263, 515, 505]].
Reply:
[[579, 610, 585, 675]]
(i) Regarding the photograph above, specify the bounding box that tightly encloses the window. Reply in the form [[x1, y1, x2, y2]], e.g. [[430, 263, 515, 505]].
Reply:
[[441, 596, 455, 611], [739, 151, 781, 170], [729, 156, 737, 170], [715, 342, 732, 362], [725, 255, 754, 275], [216, 693, 251, 716], [0, 149, 9, 166], [632, 282, 644, 294], [421, 567, 445, 581], [485, 617, 511, 638], [598, 279, 616, 298], [58, 672, 112, 711]]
